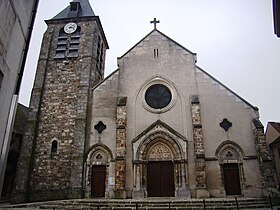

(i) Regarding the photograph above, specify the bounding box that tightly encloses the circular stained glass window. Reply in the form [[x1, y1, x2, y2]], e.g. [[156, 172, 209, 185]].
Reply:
[[145, 84, 172, 109]]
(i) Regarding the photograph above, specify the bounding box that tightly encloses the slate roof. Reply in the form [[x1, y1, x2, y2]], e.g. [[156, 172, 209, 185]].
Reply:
[[118, 29, 196, 59], [266, 122, 280, 146], [270, 122, 280, 133], [270, 137, 280, 146], [51, 0, 95, 20]]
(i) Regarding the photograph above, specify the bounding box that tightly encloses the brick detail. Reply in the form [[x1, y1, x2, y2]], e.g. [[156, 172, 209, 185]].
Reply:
[[193, 127, 205, 157], [116, 128, 126, 157], [195, 159, 206, 188], [191, 96, 207, 189], [115, 97, 127, 197], [253, 126, 275, 188], [115, 159, 126, 190]]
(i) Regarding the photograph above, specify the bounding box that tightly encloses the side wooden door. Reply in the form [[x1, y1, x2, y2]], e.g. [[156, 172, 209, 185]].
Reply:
[[223, 163, 241, 195], [91, 165, 106, 197]]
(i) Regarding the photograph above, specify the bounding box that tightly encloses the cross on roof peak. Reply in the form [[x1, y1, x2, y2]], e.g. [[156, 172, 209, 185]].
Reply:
[[150, 18, 160, 30]]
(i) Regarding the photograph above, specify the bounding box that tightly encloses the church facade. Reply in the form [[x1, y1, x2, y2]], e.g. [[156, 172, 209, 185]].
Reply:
[[13, 0, 275, 203]]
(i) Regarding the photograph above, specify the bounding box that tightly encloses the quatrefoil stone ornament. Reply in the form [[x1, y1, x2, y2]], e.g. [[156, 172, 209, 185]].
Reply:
[[94, 121, 106, 134], [220, 118, 232, 131]]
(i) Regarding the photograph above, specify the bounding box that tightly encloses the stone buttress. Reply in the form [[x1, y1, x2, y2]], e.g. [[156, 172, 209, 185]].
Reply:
[[115, 97, 127, 198], [253, 119, 275, 193], [190, 95, 210, 198]]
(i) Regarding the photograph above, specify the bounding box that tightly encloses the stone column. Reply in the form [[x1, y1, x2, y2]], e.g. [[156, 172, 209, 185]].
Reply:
[[191, 95, 209, 198], [178, 163, 182, 187], [253, 119, 275, 193], [175, 163, 180, 187], [175, 160, 190, 198], [115, 97, 127, 198], [132, 161, 146, 199], [181, 162, 187, 187], [136, 164, 141, 189]]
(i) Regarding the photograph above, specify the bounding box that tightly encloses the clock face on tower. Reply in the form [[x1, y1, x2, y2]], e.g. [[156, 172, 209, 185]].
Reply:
[[64, 22, 77, 34]]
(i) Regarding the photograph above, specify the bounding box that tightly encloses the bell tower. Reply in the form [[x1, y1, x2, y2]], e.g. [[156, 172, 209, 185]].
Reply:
[[13, 0, 108, 202]]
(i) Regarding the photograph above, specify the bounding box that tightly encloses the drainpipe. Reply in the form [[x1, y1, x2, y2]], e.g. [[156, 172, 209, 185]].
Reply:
[[15, 0, 40, 95]]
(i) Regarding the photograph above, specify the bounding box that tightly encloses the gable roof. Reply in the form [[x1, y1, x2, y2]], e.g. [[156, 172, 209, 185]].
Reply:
[[51, 0, 95, 20], [269, 122, 280, 133], [265, 122, 280, 146], [118, 28, 258, 112], [270, 137, 280, 146], [92, 69, 119, 91], [118, 29, 196, 59], [196, 66, 258, 111]]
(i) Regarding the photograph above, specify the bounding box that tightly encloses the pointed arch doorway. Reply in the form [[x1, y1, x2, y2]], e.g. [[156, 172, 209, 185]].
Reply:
[[146, 141, 175, 197], [132, 120, 190, 199], [84, 144, 113, 198], [216, 141, 244, 196]]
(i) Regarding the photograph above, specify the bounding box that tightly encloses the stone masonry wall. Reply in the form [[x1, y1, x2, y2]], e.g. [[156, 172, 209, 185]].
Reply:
[[12, 30, 54, 203], [13, 17, 107, 202], [253, 120, 275, 189]]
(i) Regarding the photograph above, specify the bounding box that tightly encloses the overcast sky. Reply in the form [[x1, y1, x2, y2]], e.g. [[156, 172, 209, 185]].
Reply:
[[19, 0, 280, 127]]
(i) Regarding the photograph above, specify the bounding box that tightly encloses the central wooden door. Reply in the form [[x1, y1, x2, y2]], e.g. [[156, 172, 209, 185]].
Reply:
[[223, 163, 241, 195], [91, 165, 106, 197], [147, 161, 175, 197]]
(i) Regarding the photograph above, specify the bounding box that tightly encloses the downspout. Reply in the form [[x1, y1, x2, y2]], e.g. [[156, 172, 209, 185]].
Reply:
[[15, 0, 40, 95]]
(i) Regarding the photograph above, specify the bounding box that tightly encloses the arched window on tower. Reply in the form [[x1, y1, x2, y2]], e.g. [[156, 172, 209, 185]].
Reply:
[[51, 140, 58, 155]]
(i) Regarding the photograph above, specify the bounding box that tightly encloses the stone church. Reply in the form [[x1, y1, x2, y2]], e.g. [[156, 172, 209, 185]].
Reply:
[[13, 0, 275, 203]]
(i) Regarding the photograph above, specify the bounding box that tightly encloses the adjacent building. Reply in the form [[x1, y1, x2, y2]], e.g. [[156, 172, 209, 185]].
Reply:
[[13, 0, 275, 203], [1, 104, 28, 200], [273, 0, 280, 37], [266, 122, 280, 190], [0, 0, 39, 198]]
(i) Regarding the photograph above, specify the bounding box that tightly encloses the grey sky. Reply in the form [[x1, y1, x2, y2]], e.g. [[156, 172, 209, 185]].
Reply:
[[19, 0, 280, 127]]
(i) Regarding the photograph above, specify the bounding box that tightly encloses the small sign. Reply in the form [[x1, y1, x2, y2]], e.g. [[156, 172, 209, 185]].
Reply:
[[109, 177, 115, 186]]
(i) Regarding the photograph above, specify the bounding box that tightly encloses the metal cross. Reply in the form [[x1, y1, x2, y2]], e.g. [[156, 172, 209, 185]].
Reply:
[[150, 18, 160, 29]]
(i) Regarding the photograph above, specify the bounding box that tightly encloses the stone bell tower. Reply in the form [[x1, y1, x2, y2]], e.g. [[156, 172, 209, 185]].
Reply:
[[13, 0, 108, 202]]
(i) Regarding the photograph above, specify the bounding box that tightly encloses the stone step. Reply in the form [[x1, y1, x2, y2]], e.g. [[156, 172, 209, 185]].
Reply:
[[40, 200, 269, 206], [21, 206, 273, 210], [38, 205, 271, 210], [10, 198, 273, 210], [39, 202, 269, 207]]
